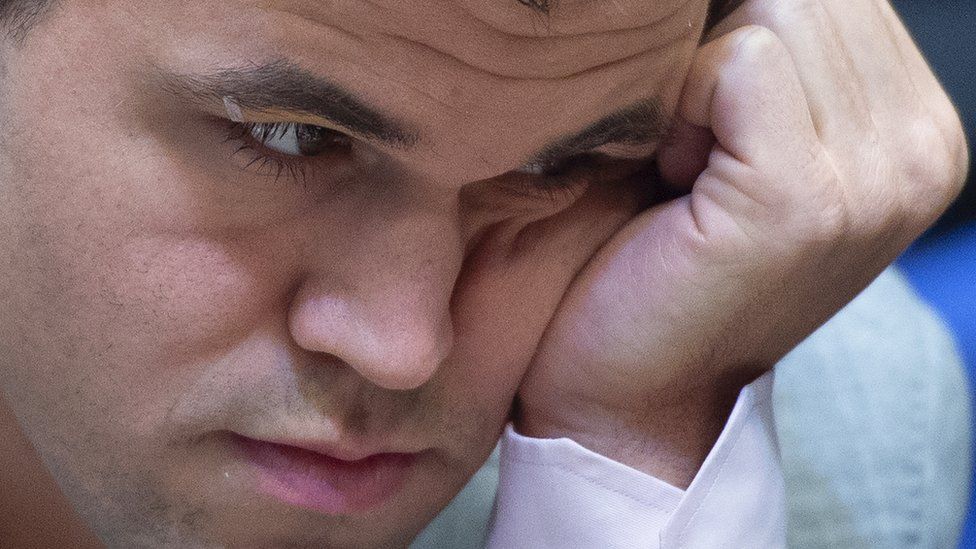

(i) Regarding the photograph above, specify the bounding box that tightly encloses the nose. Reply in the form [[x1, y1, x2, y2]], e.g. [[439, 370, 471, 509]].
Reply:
[[288, 208, 462, 391]]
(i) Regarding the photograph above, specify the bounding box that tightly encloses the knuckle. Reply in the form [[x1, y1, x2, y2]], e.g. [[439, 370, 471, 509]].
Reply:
[[956, 141, 972, 197], [732, 25, 785, 63], [944, 112, 971, 198], [898, 115, 968, 218], [805, 192, 851, 246], [764, 0, 819, 26]]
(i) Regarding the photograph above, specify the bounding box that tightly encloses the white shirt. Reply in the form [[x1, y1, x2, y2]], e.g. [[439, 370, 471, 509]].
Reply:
[[487, 372, 785, 548]]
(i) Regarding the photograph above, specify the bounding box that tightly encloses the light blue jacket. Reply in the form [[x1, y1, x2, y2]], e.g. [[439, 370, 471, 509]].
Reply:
[[414, 268, 973, 548]]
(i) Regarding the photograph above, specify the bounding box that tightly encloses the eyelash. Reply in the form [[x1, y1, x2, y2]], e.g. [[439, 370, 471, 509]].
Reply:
[[225, 121, 332, 186], [224, 120, 624, 202]]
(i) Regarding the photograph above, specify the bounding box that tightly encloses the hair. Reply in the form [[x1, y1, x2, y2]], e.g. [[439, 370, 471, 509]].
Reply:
[[0, 0, 56, 42]]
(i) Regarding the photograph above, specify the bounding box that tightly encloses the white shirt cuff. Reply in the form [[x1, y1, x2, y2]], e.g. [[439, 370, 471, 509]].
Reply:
[[487, 371, 785, 548]]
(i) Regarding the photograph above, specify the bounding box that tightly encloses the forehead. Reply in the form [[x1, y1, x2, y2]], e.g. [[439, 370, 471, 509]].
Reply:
[[100, 0, 707, 179]]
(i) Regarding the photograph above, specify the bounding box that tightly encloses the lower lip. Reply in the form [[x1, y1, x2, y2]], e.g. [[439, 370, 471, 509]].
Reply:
[[234, 436, 417, 515]]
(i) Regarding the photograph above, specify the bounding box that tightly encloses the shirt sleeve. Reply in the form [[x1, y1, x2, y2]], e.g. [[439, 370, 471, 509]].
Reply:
[[486, 371, 785, 549]]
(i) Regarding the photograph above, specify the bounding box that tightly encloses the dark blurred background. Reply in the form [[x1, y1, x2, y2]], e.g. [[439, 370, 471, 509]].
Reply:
[[890, 1, 976, 546]]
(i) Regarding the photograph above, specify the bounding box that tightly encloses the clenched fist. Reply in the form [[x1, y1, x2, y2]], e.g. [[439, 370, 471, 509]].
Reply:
[[516, 0, 969, 486]]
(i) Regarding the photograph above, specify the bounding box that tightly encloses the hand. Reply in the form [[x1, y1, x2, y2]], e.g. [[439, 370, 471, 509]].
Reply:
[[516, 0, 968, 486]]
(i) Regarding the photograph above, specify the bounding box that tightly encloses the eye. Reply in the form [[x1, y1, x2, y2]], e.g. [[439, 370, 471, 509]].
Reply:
[[504, 151, 657, 207], [492, 154, 605, 206], [248, 122, 351, 157], [225, 121, 356, 185], [515, 154, 593, 178]]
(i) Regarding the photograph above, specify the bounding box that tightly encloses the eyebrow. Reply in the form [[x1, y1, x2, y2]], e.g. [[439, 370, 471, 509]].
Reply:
[[155, 59, 420, 148], [154, 59, 669, 164], [527, 98, 670, 166]]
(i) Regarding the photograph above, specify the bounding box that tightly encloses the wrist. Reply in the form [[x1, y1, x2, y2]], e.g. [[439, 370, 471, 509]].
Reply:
[[514, 379, 745, 488]]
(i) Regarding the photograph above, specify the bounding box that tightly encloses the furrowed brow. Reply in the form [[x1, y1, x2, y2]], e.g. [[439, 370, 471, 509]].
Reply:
[[154, 59, 420, 148], [528, 98, 671, 165]]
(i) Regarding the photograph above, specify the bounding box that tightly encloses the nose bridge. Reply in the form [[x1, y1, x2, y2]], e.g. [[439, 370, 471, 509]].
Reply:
[[288, 202, 463, 391], [357, 206, 461, 358]]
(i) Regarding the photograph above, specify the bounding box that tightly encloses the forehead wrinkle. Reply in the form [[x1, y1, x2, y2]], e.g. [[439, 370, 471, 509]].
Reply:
[[154, 1, 695, 181], [457, 0, 705, 37], [379, 27, 693, 82], [260, 0, 698, 39], [368, 35, 684, 177], [254, 0, 702, 80]]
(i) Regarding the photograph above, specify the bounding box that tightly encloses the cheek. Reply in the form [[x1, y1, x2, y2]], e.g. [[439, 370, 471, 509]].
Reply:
[[0, 105, 302, 435], [437, 180, 644, 439], [0, 218, 277, 421], [0, 79, 305, 402]]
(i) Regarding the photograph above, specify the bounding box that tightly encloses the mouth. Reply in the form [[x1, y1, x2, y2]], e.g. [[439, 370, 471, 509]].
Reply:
[[232, 434, 420, 516]]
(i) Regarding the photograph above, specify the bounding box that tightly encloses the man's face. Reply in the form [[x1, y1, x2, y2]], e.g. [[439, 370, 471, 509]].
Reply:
[[0, 0, 707, 546]]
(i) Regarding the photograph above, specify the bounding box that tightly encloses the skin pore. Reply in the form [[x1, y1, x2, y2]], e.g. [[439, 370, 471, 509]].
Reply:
[[0, 0, 710, 547]]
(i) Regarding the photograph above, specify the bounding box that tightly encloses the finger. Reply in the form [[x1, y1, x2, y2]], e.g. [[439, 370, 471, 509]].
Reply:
[[816, 0, 924, 126], [821, 0, 961, 132], [677, 25, 822, 189], [704, 0, 873, 145], [820, 0, 968, 212], [705, 0, 968, 215], [877, 2, 952, 109], [876, 0, 967, 162], [553, 28, 840, 385]]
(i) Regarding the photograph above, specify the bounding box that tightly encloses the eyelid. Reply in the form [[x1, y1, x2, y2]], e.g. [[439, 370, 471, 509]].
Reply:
[[514, 159, 555, 175], [224, 120, 338, 185], [229, 107, 350, 136], [515, 142, 659, 175], [591, 141, 659, 160]]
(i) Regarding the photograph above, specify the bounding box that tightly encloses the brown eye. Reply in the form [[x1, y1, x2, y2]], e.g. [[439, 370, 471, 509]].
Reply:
[[294, 124, 351, 156], [516, 154, 593, 177], [248, 122, 351, 157]]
